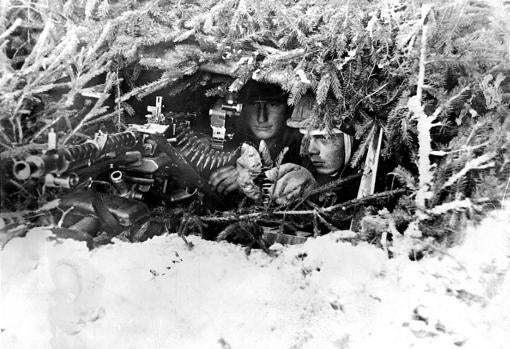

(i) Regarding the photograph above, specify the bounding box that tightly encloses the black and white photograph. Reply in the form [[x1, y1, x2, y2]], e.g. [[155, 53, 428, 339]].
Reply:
[[1, 0, 509, 348]]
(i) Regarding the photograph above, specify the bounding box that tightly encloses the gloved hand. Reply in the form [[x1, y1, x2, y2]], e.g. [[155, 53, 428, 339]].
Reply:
[[265, 163, 317, 205], [208, 165, 240, 196], [236, 143, 263, 200]]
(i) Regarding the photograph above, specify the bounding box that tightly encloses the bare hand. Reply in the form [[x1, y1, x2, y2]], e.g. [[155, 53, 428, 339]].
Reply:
[[208, 165, 240, 196]]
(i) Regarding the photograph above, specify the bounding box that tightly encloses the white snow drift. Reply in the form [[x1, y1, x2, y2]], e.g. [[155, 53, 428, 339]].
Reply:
[[1, 206, 509, 349]]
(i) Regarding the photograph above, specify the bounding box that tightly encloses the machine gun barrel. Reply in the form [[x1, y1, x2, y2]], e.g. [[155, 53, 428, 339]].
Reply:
[[64, 131, 138, 165], [12, 131, 138, 181]]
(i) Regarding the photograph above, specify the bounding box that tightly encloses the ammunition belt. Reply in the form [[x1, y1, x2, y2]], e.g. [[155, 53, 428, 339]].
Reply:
[[175, 128, 241, 176]]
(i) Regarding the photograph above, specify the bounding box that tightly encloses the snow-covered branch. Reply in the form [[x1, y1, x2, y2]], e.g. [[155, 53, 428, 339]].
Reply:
[[412, 5, 433, 213], [440, 152, 497, 191], [428, 198, 473, 215]]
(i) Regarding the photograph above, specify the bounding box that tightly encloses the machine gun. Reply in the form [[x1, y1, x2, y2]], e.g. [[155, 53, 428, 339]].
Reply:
[[9, 97, 240, 244]]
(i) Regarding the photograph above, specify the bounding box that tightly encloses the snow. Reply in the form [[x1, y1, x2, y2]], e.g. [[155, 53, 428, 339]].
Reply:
[[1, 205, 510, 349]]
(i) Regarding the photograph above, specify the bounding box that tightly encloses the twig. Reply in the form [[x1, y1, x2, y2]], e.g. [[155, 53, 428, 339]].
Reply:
[[252, 232, 273, 255], [413, 4, 434, 213], [115, 76, 173, 103], [308, 201, 337, 232], [440, 152, 496, 191], [503, 176, 510, 201], [199, 62, 236, 76], [201, 212, 262, 223], [274, 189, 407, 215], [264, 48, 306, 63], [200, 189, 407, 223], [8, 179, 32, 197], [116, 68, 122, 132], [295, 172, 362, 207], [0, 18, 23, 43], [312, 212, 320, 236], [0, 143, 47, 159], [30, 118, 63, 143], [381, 231, 388, 255], [1, 225, 28, 249], [177, 216, 194, 249], [429, 85, 471, 122], [430, 141, 488, 157], [57, 207, 75, 228], [343, 0, 350, 29], [416, 5, 432, 102], [354, 83, 388, 109], [0, 140, 13, 151], [315, 210, 337, 231], [15, 115, 23, 144], [428, 199, 473, 215], [84, 110, 125, 126], [64, 72, 115, 144]]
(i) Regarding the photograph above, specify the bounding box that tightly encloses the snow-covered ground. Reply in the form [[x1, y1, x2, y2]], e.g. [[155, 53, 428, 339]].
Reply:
[[1, 206, 509, 349]]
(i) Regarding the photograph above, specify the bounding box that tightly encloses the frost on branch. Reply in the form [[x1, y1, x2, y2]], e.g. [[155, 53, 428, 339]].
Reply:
[[408, 94, 435, 213]]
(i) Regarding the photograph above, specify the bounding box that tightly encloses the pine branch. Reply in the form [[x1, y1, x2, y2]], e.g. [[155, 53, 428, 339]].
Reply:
[[390, 165, 417, 190], [316, 72, 331, 105], [199, 189, 407, 223], [276, 189, 407, 215], [64, 72, 117, 143], [349, 123, 375, 168], [307, 172, 363, 198], [413, 4, 434, 214], [0, 17, 22, 43], [440, 152, 497, 191], [116, 75, 173, 103]]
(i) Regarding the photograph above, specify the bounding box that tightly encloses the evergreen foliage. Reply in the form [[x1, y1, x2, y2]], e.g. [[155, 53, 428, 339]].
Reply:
[[1, 0, 510, 241]]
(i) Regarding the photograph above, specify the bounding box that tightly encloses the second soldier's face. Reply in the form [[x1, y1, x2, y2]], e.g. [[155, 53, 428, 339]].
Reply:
[[244, 101, 288, 140], [307, 134, 345, 175]]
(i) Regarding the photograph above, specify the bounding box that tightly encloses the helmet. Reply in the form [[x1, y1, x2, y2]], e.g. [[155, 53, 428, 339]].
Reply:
[[288, 94, 353, 164], [286, 94, 317, 129], [287, 94, 353, 135]]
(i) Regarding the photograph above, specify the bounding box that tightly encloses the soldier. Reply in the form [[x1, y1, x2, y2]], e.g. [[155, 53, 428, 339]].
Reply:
[[266, 94, 357, 205], [301, 126, 353, 185], [208, 80, 303, 197]]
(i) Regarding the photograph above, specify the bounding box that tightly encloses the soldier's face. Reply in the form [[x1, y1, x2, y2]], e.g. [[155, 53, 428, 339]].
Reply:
[[244, 101, 288, 140], [307, 134, 345, 175]]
